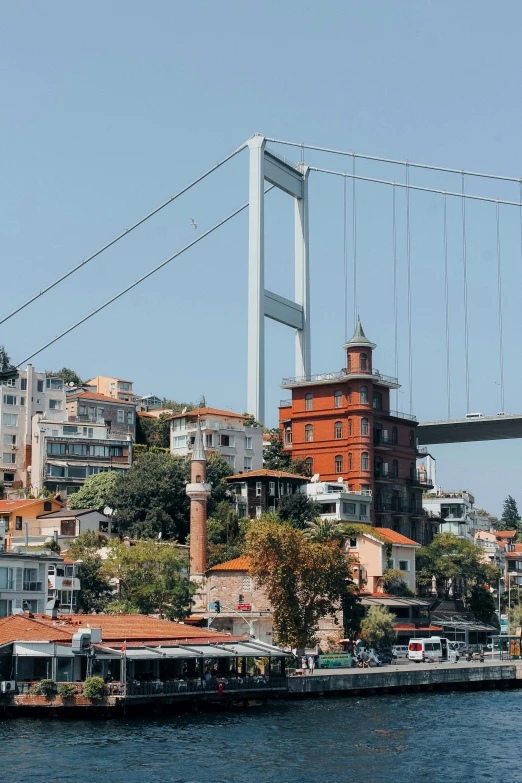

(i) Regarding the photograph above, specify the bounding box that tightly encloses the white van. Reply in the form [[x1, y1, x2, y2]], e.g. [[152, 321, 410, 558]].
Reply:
[[465, 412, 484, 420], [450, 641, 467, 655], [392, 645, 409, 659], [408, 637, 454, 663]]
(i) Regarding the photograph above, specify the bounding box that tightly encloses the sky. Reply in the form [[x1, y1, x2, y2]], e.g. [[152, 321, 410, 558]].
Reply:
[[1, 0, 522, 515]]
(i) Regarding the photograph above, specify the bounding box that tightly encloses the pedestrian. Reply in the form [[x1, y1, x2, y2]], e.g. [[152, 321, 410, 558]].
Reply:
[[301, 655, 308, 675], [308, 655, 315, 675]]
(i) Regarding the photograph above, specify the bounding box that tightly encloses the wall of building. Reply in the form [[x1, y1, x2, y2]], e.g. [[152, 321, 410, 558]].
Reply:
[[204, 570, 273, 645]]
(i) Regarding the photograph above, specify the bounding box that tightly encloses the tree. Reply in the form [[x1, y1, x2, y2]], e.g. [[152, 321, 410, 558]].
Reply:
[[206, 501, 246, 567], [161, 399, 198, 412], [262, 429, 309, 475], [135, 412, 171, 449], [360, 605, 397, 648], [416, 532, 499, 598], [342, 590, 363, 646], [0, 346, 10, 372], [495, 496, 522, 533], [65, 530, 107, 558], [383, 568, 415, 597], [247, 519, 352, 653], [468, 584, 497, 625], [304, 517, 344, 542], [105, 540, 196, 620], [242, 413, 264, 428], [68, 471, 120, 513], [278, 493, 321, 530], [53, 368, 84, 386], [75, 555, 113, 613]]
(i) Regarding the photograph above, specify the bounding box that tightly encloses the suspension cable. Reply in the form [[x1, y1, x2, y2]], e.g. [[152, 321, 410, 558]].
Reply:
[[406, 164, 413, 416], [392, 183, 399, 411], [15, 186, 274, 368], [519, 181, 522, 272], [443, 193, 451, 418], [496, 201, 505, 412], [352, 154, 358, 328], [343, 174, 348, 341], [1, 143, 246, 326], [461, 173, 471, 413], [266, 137, 522, 184], [307, 166, 522, 207]]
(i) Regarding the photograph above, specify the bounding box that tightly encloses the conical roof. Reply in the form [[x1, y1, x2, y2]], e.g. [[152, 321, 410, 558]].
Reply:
[[343, 317, 376, 349], [191, 419, 206, 462]]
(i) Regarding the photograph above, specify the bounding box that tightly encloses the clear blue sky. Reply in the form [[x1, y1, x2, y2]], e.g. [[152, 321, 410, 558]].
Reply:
[[1, 0, 522, 515]]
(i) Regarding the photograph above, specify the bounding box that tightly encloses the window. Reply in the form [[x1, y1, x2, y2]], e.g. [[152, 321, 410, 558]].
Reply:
[[110, 446, 123, 457], [43, 501, 52, 512], [15, 516, 22, 530], [334, 390, 343, 408], [62, 425, 78, 435], [37, 380, 44, 393], [361, 452, 369, 471], [399, 560, 410, 572], [88, 407, 96, 419], [69, 444, 88, 456], [361, 418, 369, 436], [360, 386, 368, 404], [46, 378, 63, 390], [335, 455, 343, 473], [127, 412, 133, 425], [360, 353, 368, 371], [83, 427, 94, 438], [242, 575, 251, 591], [2, 473, 14, 483], [392, 459, 399, 478], [305, 424, 313, 442], [305, 393, 313, 411], [348, 419, 353, 436], [119, 382, 131, 392], [335, 421, 343, 439], [372, 392, 382, 410], [2, 453, 15, 464], [47, 443, 66, 455], [2, 413, 17, 427], [67, 466, 87, 479], [90, 445, 110, 457], [305, 457, 313, 476], [245, 436, 252, 450], [49, 399, 62, 410], [284, 428, 292, 445], [269, 481, 275, 496], [410, 430, 415, 447], [223, 455, 235, 469], [392, 426, 398, 444], [117, 410, 124, 424], [205, 434, 213, 447], [359, 504, 368, 518], [348, 452, 353, 470], [2, 434, 15, 446], [347, 388, 352, 404], [219, 434, 234, 447], [410, 462, 415, 480], [347, 354, 351, 372], [0, 568, 13, 590], [244, 457, 253, 471], [20, 378, 27, 391], [343, 502, 356, 515], [19, 397, 25, 407], [61, 520, 76, 536], [47, 464, 65, 478], [3, 395, 16, 405], [256, 481, 262, 497], [174, 436, 187, 448]]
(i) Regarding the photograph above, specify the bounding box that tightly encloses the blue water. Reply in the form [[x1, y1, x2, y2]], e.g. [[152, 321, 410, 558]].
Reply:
[[0, 691, 519, 783]]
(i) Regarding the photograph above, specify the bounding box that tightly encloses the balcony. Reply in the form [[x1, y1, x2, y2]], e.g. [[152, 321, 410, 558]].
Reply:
[[407, 471, 434, 488], [375, 500, 404, 513], [279, 399, 292, 408], [22, 581, 42, 592], [374, 469, 398, 481], [373, 432, 398, 448], [388, 409, 418, 422], [281, 368, 398, 387], [48, 575, 80, 591]]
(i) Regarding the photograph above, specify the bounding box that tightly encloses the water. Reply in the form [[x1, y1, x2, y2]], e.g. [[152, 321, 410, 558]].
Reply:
[[1, 691, 520, 783]]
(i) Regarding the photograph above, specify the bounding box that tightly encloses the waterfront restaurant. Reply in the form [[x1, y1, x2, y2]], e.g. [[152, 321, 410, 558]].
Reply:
[[0, 613, 289, 693]]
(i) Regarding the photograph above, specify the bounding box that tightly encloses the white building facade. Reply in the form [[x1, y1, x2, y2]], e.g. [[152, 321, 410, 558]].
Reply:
[[0, 552, 80, 617], [170, 408, 263, 473], [302, 480, 372, 523], [422, 490, 476, 540]]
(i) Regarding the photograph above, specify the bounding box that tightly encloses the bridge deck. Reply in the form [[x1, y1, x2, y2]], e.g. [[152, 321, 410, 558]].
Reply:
[[417, 414, 522, 445]]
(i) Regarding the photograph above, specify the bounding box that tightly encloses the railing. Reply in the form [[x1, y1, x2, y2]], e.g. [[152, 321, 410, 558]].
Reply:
[[375, 501, 403, 513], [279, 399, 292, 407], [373, 432, 398, 446], [407, 472, 434, 487], [281, 368, 398, 386], [388, 410, 418, 421], [22, 581, 42, 591], [374, 470, 398, 480], [416, 446, 428, 455], [125, 676, 288, 697]]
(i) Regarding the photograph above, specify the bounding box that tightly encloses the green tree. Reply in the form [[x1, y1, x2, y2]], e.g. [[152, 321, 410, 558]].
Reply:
[[247, 519, 352, 654], [467, 584, 497, 625], [65, 529, 106, 558], [0, 346, 12, 373], [495, 495, 522, 533], [68, 471, 120, 513], [262, 429, 309, 475], [278, 493, 321, 530], [135, 412, 171, 449], [75, 555, 113, 613], [508, 604, 522, 635], [53, 368, 84, 386], [161, 399, 197, 412], [105, 540, 196, 620], [360, 605, 397, 648], [304, 517, 344, 542], [416, 532, 499, 598], [242, 413, 264, 428], [383, 568, 415, 597], [342, 589, 363, 645]]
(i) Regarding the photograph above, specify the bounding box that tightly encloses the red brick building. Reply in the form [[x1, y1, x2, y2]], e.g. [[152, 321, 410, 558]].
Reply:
[[279, 319, 438, 545]]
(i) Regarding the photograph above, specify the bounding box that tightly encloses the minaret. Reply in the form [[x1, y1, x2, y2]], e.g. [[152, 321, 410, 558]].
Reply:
[[186, 419, 211, 580]]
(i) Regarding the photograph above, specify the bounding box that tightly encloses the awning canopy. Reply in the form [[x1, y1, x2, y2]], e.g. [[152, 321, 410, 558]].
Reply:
[[431, 615, 498, 632], [97, 640, 288, 660]]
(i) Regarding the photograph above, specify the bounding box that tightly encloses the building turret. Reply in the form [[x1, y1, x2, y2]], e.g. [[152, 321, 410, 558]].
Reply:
[[185, 420, 211, 580], [343, 317, 376, 375]]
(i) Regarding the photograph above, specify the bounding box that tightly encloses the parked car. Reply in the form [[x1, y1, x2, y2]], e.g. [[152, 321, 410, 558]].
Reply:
[[450, 641, 467, 654], [392, 645, 409, 659]]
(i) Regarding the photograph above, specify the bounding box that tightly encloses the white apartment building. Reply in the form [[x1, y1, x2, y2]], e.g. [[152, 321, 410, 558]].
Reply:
[[169, 407, 263, 473], [0, 366, 66, 491], [0, 552, 80, 617], [422, 489, 477, 540], [475, 530, 506, 572], [301, 480, 372, 523]]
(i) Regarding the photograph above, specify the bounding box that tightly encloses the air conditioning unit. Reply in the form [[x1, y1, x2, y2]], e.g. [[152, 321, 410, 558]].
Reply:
[[1, 680, 16, 693]]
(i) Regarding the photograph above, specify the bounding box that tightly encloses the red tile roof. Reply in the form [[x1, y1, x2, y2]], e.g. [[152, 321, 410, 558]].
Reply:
[[0, 499, 63, 512], [0, 613, 235, 647], [394, 623, 442, 632], [167, 407, 247, 421], [208, 556, 252, 573], [226, 469, 310, 481], [495, 531, 517, 538], [375, 528, 420, 547], [68, 391, 135, 405]]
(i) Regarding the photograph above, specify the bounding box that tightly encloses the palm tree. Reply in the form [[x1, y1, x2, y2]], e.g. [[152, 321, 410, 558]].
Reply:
[[304, 517, 344, 542]]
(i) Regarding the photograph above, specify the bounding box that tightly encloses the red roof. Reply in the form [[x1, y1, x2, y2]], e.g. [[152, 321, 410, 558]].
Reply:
[[0, 613, 236, 647], [68, 391, 134, 405], [167, 407, 247, 421], [208, 556, 252, 573], [226, 469, 310, 481], [0, 499, 63, 513], [394, 623, 442, 632], [375, 528, 420, 547], [495, 531, 517, 538]]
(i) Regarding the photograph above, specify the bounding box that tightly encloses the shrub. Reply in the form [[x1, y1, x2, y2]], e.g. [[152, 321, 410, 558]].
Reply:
[[33, 679, 57, 698], [83, 676, 105, 700], [57, 683, 77, 700]]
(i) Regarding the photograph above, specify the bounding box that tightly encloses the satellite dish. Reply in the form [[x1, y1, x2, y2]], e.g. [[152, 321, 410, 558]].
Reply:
[[311, 473, 320, 483], [337, 476, 344, 483]]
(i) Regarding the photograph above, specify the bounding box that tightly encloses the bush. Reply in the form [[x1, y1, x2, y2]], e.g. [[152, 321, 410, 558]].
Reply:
[[83, 676, 106, 700], [33, 679, 57, 698], [57, 682, 77, 700]]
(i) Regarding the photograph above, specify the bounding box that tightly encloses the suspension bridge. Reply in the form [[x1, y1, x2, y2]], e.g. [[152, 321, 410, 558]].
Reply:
[[2, 132, 522, 447]]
